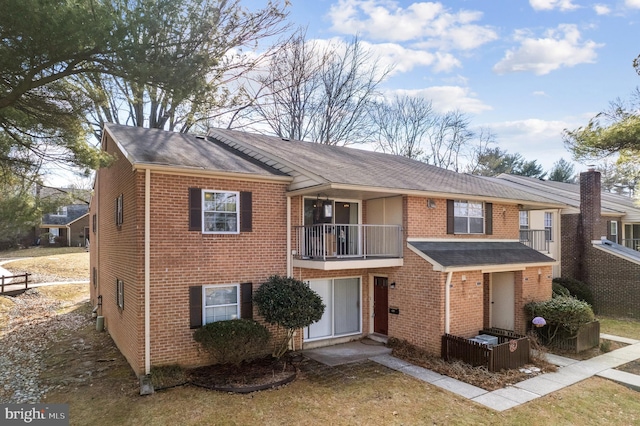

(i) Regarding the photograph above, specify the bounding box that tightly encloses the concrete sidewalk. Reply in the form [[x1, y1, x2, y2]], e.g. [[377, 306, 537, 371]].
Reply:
[[369, 334, 640, 411]]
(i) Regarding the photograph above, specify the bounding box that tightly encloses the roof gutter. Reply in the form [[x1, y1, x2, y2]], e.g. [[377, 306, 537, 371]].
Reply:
[[131, 163, 293, 184], [286, 183, 565, 209]]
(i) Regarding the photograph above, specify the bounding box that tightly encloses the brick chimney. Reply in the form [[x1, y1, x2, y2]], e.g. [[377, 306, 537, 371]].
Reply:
[[579, 167, 602, 241]]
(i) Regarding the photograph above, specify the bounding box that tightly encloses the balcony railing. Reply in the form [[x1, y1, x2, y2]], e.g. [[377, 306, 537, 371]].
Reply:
[[519, 229, 550, 252], [294, 224, 403, 261], [622, 238, 640, 251]]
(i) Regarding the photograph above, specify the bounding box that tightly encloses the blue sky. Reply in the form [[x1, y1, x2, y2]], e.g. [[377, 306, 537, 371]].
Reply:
[[281, 0, 640, 172]]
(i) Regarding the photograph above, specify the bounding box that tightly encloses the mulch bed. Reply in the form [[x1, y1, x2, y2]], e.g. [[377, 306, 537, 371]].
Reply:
[[152, 356, 297, 393], [388, 338, 557, 391]]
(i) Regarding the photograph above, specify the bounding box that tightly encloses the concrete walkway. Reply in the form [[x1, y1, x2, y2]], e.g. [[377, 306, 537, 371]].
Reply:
[[306, 335, 640, 412]]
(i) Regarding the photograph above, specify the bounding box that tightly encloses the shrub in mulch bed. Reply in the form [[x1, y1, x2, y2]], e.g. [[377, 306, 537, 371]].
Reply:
[[151, 356, 297, 393], [387, 338, 556, 391]]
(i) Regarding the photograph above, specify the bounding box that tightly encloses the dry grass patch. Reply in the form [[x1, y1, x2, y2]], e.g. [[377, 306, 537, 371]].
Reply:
[[599, 316, 640, 340], [0, 296, 14, 331], [0, 247, 86, 259], [3, 253, 89, 282], [37, 283, 90, 308], [389, 338, 556, 391]]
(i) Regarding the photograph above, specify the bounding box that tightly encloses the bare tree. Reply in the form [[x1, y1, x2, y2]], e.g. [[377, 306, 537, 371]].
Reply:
[[370, 95, 434, 159], [425, 110, 474, 171], [249, 30, 389, 145], [77, 0, 289, 140]]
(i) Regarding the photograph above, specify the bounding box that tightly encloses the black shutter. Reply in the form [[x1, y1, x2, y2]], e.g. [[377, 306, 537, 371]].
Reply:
[[446, 200, 454, 234], [240, 282, 253, 319], [189, 286, 203, 329], [240, 191, 252, 232], [606, 220, 613, 241], [189, 188, 202, 231], [485, 203, 493, 235]]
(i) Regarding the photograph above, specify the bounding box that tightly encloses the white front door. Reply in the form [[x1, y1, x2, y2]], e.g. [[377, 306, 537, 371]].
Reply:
[[491, 272, 515, 330]]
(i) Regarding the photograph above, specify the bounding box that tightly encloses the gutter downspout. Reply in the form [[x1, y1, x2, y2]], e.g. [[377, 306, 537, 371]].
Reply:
[[286, 196, 292, 277], [445, 271, 453, 334], [144, 169, 151, 375], [66, 225, 71, 247]]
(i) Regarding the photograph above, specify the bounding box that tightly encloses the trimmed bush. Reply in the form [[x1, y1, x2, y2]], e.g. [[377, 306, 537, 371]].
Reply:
[[526, 296, 595, 344], [552, 282, 570, 298], [254, 275, 325, 358], [552, 277, 594, 306], [193, 319, 270, 366]]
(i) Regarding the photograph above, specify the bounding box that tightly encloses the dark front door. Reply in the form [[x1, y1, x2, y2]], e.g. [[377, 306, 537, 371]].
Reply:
[[373, 276, 389, 335]]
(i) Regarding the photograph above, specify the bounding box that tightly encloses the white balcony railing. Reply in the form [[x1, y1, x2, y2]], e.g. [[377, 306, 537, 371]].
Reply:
[[622, 238, 640, 252], [294, 224, 403, 261], [519, 229, 550, 252]]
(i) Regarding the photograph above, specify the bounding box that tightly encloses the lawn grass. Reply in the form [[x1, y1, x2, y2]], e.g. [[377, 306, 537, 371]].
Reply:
[[37, 283, 90, 306], [598, 316, 640, 340], [0, 246, 86, 259], [2, 252, 89, 281]]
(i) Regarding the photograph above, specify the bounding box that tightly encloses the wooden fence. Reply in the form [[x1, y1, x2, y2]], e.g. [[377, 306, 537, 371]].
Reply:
[[441, 332, 530, 372], [0, 273, 32, 295], [534, 321, 600, 353]]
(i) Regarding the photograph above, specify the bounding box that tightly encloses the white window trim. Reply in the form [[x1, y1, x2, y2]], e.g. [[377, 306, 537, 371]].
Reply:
[[202, 284, 240, 324], [51, 206, 68, 217], [544, 212, 553, 242], [519, 211, 529, 229], [610, 220, 618, 243], [202, 190, 240, 234], [454, 200, 485, 235], [116, 279, 124, 309]]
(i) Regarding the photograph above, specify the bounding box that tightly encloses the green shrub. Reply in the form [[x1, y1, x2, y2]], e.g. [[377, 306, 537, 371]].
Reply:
[[552, 282, 570, 298], [526, 296, 595, 343], [552, 277, 594, 306], [193, 319, 270, 366], [254, 275, 325, 358]]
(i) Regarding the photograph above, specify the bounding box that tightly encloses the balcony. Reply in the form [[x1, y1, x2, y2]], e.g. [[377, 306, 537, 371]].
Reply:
[[293, 224, 404, 270], [622, 238, 640, 251], [519, 229, 550, 253]]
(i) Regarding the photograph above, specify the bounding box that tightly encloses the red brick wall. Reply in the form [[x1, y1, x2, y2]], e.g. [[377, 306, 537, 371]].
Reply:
[[404, 196, 519, 239], [90, 133, 143, 374], [515, 267, 553, 334]]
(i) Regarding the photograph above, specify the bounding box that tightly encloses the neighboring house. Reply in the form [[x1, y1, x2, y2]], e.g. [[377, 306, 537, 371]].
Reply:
[[37, 187, 91, 247], [90, 124, 561, 377], [495, 173, 640, 318]]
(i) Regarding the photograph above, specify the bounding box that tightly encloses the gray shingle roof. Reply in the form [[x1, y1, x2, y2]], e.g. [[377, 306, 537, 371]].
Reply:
[[105, 124, 288, 178], [409, 241, 555, 269], [208, 128, 561, 205], [493, 174, 640, 217]]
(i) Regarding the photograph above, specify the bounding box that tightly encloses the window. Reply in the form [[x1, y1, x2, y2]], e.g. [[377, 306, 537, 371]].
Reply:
[[202, 190, 239, 234], [544, 212, 553, 241], [203, 285, 239, 323], [116, 279, 124, 309], [115, 194, 123, 226], [92, 267, 97, 289], [610, 221, 618, 244], [92, 214, 97, 233], [454, 200, 484, 234], [304, 278, 361, 341], [519, 211, 529, 241], [52, 206, 67, 217]]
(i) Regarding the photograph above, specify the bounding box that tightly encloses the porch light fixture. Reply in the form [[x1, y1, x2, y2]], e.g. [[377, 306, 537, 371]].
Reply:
[[532, 317, 546, 328], [427, 199, 436, 209], [318, 193, 332, 218]]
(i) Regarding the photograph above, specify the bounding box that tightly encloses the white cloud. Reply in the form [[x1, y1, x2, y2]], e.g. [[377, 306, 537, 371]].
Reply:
[[487, 118, 575, 168], [327, 0, 498, 49], [532, 91, 548, 96], [529, 0, 579, 11], [625, 0, 640, 9], [362, 41, 461, 75], [493, 24, 604, 75], [388, 86, 492, 114], [593, 4, 611, 15]]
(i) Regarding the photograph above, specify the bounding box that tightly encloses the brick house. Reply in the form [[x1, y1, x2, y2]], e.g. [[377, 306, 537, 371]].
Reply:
[[496, 172, 640, 318], [37, 187, 90, 247], [90, 124, 559, 376]]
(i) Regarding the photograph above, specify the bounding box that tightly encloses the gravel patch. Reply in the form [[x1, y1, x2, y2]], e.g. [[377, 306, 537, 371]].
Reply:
[[0, 289, 90, 403]]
